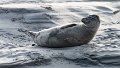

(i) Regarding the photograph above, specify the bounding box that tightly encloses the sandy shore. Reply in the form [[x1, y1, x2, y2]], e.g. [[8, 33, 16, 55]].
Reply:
[[0, 2, 120, 68]]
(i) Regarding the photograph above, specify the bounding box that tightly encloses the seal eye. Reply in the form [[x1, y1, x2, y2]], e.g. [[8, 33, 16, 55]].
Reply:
[[87, 15, 99, 21], [87, 16, 93, 20], [86, 15, 96, 20], [90, 15, 99, 21]]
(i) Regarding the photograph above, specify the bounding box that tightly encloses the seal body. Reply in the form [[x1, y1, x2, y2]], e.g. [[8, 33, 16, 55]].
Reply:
[[27, 15, 100, 47]]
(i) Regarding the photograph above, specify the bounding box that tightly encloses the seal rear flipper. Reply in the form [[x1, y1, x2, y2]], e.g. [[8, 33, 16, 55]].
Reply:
[[27, 31, 36, 40], [18, 28, 29, 34], [18, 28, 36, 40]]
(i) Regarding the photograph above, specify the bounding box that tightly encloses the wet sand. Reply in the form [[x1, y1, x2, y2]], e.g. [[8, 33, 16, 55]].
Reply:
[[0, 1, 120, 68]]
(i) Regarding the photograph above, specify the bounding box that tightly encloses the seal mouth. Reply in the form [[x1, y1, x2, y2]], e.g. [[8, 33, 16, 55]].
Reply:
[[81, 17, 90, 24]]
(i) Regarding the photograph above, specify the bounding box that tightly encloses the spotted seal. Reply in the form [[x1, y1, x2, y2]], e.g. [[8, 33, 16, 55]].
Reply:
[[23, 15, 100, 47]]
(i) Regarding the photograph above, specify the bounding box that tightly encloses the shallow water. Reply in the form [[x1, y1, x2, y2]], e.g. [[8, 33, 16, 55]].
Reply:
[[0, 1, 120, 68]]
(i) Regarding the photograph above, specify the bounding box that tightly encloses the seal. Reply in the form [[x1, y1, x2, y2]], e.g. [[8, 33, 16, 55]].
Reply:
[[22, 15, 100, 48]]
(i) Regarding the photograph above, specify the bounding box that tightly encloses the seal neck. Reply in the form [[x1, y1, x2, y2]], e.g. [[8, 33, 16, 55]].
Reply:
[[83, 24, 99, 34]]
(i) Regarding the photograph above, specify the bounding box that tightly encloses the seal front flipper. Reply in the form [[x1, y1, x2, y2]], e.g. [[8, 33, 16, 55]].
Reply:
[[60, 24, 77, 29]]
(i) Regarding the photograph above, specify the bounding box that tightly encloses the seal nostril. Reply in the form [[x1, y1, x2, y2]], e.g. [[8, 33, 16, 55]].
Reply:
[[81, 18, 85, 22]]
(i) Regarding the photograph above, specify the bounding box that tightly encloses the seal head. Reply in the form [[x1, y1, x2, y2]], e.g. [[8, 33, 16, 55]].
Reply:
[[82, 15, 100, 28]]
